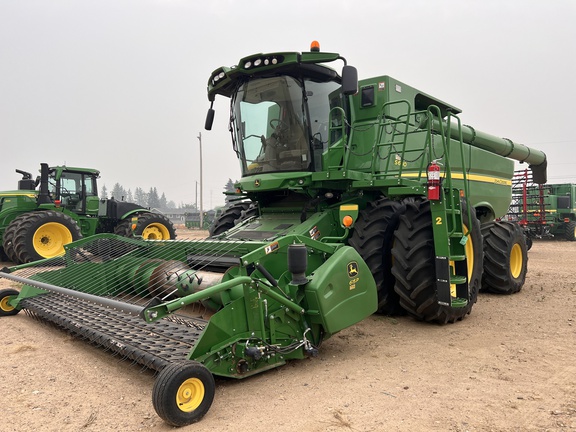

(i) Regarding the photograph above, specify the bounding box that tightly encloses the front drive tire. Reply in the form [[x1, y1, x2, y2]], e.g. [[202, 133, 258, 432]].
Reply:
[[114, 213, 176, 240], [152, 360, 215, 427], [481, 221, 528, 294], [11, 211, 82, 263], [348, 198, 406, 315], [209, 201, 257, 237], [391, 198, 483, 324]]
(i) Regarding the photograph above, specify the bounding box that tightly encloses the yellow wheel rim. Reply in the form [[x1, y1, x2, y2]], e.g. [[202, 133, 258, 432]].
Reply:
[[33, 222, 73, 258], [1, 296, 14, 313], [141, 223, 170, 240], [176, 378, 205, 412], [509, 243, 523, 279]]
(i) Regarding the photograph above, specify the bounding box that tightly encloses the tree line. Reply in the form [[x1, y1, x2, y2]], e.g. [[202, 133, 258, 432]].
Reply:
[[100, 178, 237, 210]]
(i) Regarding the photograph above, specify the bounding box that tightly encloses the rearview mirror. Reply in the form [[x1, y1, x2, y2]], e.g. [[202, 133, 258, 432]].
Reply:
[[205, 108, 215, 130], [341, 65, 358, 96]]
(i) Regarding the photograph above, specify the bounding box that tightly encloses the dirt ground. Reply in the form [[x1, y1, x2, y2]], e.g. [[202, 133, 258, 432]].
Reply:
[[1, 229, 575, 432]]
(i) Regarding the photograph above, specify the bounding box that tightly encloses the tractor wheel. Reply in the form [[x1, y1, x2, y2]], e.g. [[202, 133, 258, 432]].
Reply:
[[391, 198, 483, 324], [3, 214, 33, 263], [348, 198, 406, 315], [481, 221, 528, 294], [209, 201, 256, 237], [0, 289, 20, 316], [114, 213, 176, 240], [152, 360, 215, 427], [565, 221, 576, 241], [11, 211, 82, 264]]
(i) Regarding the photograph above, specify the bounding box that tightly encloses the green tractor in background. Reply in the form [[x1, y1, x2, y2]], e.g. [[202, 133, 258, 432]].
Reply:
[[0, 163, 176, 263], [506, 170, 576, 248]]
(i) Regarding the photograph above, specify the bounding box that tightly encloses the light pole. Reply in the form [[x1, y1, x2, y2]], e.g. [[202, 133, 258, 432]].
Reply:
[[197, 132, 204, 229]]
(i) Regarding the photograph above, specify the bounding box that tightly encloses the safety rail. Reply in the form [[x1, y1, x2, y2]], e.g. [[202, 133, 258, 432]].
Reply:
[[327, 100, 472, 239]]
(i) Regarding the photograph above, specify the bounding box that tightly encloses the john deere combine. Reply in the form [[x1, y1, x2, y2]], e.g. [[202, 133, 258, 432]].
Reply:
[[0, 42, 547, 426]]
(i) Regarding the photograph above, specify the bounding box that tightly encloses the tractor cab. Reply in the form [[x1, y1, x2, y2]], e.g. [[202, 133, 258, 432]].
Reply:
[[45, 165, 100, 215]]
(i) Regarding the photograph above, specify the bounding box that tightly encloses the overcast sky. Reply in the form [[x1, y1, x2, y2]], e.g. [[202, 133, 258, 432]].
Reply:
[[1, 0, 575, 209]]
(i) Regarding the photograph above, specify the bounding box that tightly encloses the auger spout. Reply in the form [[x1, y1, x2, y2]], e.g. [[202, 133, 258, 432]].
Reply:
[[433, 120, 548, 184]]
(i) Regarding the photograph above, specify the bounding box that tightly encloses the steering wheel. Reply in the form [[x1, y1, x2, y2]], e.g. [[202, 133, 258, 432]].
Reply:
[[269, 119, 288, 133]]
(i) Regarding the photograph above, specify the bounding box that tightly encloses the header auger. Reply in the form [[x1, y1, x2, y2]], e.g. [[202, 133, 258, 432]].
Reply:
[[0, 42, 546, 426]]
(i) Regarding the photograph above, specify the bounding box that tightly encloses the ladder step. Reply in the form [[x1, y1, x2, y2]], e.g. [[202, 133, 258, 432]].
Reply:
[[445, 208, 461, 215], [451, 297, 468, 308], [450, 255, 465, 261], [450, 275, 467, 285]]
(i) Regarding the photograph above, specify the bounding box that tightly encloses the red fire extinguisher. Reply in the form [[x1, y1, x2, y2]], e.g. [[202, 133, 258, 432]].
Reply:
[[427, 160, 441, 201]]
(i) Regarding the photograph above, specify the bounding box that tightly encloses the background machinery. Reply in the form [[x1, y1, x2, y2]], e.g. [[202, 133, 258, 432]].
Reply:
[[0, 163, 176, 263], [0, 43, 547, 425], [507, 169, 575, 247]]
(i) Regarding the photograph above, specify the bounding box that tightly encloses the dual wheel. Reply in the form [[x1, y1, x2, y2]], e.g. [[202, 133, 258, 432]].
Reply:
[[209, 201, 258, 237], [350, 197, 528, 323], [3, 211, 82, 264], [2, 211, 176, 264], [390, 198, 483, 323]]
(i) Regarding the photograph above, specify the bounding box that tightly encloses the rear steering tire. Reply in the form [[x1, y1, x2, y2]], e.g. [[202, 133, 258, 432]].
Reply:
[[11, 211, 82, 264], [153, 360, 215, 427], [481, 221, 528, 294], [391, 198, 483, 323]]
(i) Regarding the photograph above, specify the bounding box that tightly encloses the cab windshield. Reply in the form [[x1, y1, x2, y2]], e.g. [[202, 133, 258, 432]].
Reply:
[[231, 76, 343, 175]]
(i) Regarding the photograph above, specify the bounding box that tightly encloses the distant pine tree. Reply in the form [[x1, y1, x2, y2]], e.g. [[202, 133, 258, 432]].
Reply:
[[224, 178, 236, 205], [148, 187, 160, 208], [111, 183, 127, 201], [134, 187, 147, 206]]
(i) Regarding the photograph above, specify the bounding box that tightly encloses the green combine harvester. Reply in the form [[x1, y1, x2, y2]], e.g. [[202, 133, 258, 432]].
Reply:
[[0, 42, 547, 426]]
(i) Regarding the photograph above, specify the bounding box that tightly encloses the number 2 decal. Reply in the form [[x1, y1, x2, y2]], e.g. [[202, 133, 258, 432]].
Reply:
[[436, 217, 443, 225]]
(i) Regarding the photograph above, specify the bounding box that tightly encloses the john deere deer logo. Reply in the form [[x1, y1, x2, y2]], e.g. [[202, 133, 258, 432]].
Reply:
[[347, 262, 359, 278]]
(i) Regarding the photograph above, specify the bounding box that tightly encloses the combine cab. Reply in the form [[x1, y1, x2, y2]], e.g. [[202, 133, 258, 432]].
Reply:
[[0, 42, 547, 425]]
